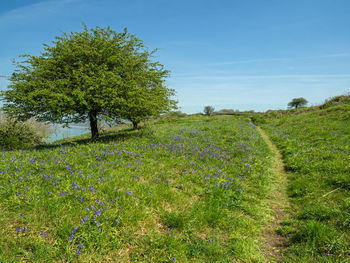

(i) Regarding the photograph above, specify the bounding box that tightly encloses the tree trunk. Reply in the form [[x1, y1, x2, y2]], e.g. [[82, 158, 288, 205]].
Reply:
[[132, 121, 138, 130], [89, 111, 99, 141]]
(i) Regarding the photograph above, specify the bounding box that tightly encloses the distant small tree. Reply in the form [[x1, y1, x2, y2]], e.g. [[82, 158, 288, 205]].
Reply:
[[203, 106, 215, 116], [288, 98, 308, 109]]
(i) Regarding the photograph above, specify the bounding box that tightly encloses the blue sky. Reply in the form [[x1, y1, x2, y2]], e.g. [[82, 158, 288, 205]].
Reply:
[[0, 0, 349, 113]]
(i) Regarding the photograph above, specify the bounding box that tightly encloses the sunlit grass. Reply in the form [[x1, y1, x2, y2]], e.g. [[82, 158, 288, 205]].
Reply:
[[0, 115, 274, 262], [262, 105, 350, 262]]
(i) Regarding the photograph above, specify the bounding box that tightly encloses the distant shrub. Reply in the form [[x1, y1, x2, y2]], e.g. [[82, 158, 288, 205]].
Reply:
[[214, 109, 236, 115], [156, 111, 188, 124], [319, 94, 350, 109], [163, 111, 187, 118], [171, 111, 187, 118], [214, 109, 256, 116], [203, 106, 215, 116]]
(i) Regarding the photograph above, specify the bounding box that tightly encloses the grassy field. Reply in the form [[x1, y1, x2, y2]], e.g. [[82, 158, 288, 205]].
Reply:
[[0, 115, 276, 262], [262, 102, 350, 262], [1, 98, 349, 262]]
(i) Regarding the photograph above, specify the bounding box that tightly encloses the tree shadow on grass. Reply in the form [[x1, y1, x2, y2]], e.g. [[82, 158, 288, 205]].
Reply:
[[34, 127, 150, 151]]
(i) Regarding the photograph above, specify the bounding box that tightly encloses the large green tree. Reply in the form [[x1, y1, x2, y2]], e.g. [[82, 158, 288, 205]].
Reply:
[[1, 25, 176, 141]]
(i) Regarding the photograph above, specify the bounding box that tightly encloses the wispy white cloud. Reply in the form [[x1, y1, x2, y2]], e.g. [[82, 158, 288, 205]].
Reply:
[[174, 73, 350, 80], [205, 53, 350, 66], [308, 53, 350, 59], [158, 40, 211, 48], [0, 0, 81, 26], [206, 58, 289, 66]]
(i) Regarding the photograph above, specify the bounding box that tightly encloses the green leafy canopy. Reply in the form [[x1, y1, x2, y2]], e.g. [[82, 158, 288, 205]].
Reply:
[[288, 97, 308, 109], [1, 24, 177, 140], [203, 105, 215, 116]]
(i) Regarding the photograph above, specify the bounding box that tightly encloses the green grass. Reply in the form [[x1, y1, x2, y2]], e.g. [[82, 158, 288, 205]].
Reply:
[[262, 103, 350, 262], [0, 115, 275, 262]]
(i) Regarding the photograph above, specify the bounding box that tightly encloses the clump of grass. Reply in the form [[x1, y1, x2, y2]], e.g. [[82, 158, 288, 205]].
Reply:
[[319, 94, 350, 109]]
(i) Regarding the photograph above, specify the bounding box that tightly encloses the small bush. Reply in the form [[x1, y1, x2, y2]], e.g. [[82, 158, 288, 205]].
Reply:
[[163, 111, 187, 118], [203, 106, 215, 116], [0, 115, 51, 150], [214, 109, 236, 115]]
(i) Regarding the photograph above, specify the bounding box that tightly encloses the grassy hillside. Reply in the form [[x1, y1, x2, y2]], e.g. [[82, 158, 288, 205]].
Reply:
[[0, 115, 276, 262], [262, 101, 350, 262], [2, 96, 348, 262]]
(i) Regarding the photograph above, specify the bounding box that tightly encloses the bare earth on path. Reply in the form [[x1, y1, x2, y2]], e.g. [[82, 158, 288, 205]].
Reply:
[[257, 126, 291, 262]]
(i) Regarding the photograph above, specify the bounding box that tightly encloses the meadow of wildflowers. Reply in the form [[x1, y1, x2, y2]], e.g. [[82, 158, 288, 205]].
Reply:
[[262, 105, 350, 262], [0, 115, 274, 262]]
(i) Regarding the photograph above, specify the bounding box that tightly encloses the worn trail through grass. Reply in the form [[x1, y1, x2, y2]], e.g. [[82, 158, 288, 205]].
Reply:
[[257, 126, 291, 262]]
